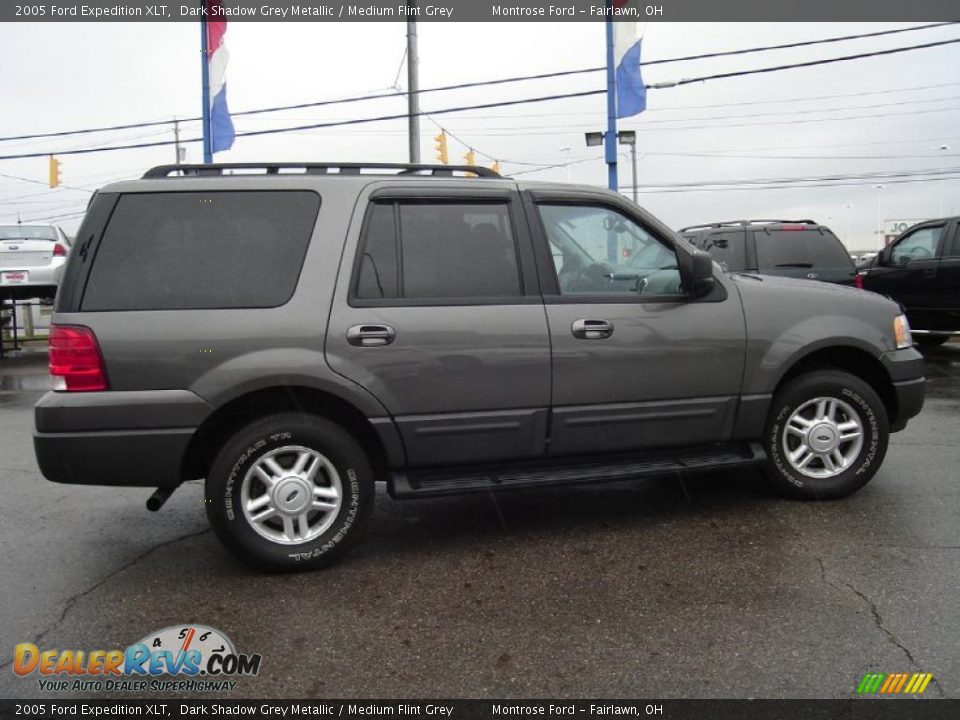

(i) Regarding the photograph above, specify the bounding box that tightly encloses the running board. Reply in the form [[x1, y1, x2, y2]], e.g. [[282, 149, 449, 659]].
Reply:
[[389, 443, 766, 499]]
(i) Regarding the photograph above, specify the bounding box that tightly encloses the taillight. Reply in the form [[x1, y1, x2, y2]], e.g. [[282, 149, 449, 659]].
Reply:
[[855, 273, 864, 290], [48, 325, 108, 392], [52, 243, 67, 257]]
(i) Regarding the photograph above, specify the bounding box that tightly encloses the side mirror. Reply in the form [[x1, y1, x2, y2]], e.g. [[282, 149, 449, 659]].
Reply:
[[877, 247, 891, 267], [690, 250, 716, 298]]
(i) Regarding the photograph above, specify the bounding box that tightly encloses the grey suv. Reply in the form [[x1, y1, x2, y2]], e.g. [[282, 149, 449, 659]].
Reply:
[[34, 163, 926, 571]]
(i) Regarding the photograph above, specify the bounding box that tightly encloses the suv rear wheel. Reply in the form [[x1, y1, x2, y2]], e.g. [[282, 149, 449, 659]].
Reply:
[[205, 413, 374, 571], [763, 371, 888, 500]]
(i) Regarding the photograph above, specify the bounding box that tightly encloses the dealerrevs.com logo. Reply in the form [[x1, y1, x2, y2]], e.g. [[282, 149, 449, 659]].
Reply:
[[13, 625, 262, 693]]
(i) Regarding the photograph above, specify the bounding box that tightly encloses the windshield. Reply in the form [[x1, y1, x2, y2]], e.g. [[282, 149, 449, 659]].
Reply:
[[0, 225, 57, 241]]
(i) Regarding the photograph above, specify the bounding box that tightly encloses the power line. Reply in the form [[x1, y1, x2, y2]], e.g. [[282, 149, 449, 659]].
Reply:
[[665, 37, 960, 89], [1, 34, 958, 162], [628, 166, 960, 190], [630, 173, 960, 193], [443, 103, 960, 137], [2, 22, 955, 145]]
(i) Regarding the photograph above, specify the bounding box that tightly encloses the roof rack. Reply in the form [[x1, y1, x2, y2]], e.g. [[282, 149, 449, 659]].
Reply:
[[679, 219, 818, 232], [142, 162, 502, 179]]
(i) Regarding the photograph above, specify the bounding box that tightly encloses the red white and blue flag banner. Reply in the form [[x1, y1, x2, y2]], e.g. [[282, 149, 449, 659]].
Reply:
[[612, 1, 647, 118], [206, 0, 235, 153]]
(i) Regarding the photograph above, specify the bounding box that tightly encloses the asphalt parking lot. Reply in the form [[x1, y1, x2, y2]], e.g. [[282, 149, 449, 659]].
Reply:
[[0, 342, 958, 700]]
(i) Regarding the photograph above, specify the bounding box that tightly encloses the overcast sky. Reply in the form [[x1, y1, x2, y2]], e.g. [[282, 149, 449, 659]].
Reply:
[[1, 20, 958, 249]]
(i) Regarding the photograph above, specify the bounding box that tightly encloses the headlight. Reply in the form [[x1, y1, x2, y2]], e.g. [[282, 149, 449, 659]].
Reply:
[[894, 314, 912, 349]]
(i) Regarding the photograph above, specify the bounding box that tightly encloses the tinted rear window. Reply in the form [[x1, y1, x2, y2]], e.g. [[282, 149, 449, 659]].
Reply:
[[755, 229, 854, 275], [353, 200, 520, 301], [81, 191, 319, 311]]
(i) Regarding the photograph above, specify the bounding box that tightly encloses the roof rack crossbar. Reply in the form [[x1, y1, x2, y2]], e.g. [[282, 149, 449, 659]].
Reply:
[[142, 162, 501, 179], [679, 219, 818, 232]]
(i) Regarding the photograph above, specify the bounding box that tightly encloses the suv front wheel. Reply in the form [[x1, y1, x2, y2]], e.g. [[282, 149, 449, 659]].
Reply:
[[763, 371, 889, 500], [205, 413, 374, 571]]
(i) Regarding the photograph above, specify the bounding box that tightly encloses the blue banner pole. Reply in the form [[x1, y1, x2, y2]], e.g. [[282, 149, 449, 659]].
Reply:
[[604, 3, 618, 192], [604, 2, 619, 262], [200, 8, 212, 164]]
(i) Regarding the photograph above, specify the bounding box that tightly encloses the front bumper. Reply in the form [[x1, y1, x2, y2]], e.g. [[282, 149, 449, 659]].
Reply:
[[33, 389, 211, 487], [880, 347, 926, 431]]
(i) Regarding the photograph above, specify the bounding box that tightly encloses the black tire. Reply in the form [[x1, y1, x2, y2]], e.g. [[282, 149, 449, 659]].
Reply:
[[914, 334, 949, 348], [763, 370, 888, 501], [205, 413, 374, 572]]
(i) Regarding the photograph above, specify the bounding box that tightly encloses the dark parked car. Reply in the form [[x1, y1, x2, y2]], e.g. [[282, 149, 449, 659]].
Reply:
[[859, 217, 960, 347], [680, 219, 860, 287], [34, 163, 925, 571]]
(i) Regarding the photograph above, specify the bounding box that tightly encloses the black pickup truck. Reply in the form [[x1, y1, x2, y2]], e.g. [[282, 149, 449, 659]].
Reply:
[[859, 216, 960, 346]]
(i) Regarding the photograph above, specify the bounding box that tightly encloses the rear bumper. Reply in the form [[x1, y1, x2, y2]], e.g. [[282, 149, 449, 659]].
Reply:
[[33, 389, 211, 487], [34, 428, 195, 488], [0, 260, 64, 296]]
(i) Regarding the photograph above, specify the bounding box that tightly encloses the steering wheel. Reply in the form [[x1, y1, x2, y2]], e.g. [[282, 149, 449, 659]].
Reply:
[[906, 245, 932, 260]]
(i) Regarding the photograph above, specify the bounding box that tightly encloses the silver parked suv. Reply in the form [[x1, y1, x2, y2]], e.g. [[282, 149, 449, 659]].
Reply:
[[34, 163, 926, 571]]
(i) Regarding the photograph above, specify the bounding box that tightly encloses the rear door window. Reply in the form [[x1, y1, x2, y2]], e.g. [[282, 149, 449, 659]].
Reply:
[[755, 229, 854, 282], [353, 200, 521, 302], [81, 191, 319, 311]]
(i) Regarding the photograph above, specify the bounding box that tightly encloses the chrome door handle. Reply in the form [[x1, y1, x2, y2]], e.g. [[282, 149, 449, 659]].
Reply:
[[572, 319, 614, 340], [346, 325, 396, 347]]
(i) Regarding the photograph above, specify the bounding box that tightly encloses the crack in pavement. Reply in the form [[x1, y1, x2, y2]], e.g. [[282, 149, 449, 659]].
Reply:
[[0, 527, 211, 672], [814, 556, 946, 698]]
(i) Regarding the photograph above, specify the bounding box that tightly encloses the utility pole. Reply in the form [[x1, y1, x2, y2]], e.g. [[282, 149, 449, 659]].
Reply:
[[406, 4, 421, 164]]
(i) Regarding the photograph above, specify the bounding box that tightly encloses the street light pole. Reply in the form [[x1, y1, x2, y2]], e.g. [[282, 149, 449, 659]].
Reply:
[[843, 203, 853, 247], [938, 144, 950, 217], [874, 184, 884, 248], [406, 5, 421, 164], [559, 147, 572, 183]]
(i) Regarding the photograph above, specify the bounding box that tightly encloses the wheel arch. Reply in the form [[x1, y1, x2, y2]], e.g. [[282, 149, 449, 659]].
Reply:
[[180, 385, 400, 485], [773, 345, 897, 424]]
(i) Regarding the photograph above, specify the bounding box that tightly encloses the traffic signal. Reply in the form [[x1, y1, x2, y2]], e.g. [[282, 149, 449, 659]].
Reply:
[[463, 149, 476, 166], [490, 161, 501, 175], [434, 131, 449, 164], [48, 155, 61, 188]]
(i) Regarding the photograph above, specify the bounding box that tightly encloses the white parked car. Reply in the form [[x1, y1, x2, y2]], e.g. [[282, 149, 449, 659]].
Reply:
[[0, 224, 71, 303]]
